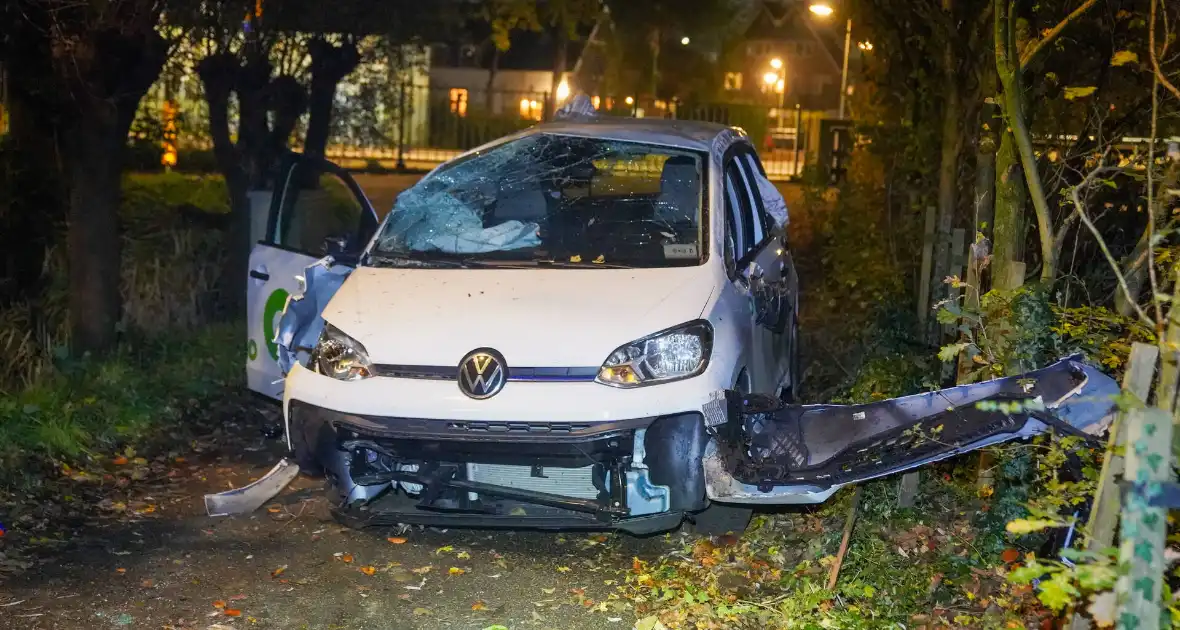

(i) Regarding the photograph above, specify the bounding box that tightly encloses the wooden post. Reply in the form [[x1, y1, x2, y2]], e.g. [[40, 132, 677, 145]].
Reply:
[[941, 228, 967, 380], [1114, 407, 1173, 630], [956, 236, 986, 384], [916, 206, 937, 330], [1087, 343, 1158, 551], [1068, 343, 1157, 630], [897, 470, 920, 508]]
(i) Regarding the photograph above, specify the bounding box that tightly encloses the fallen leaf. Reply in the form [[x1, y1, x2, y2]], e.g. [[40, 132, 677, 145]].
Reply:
[[1110, 50, 1138, 67], [341, 554, 354, 564], [412, 607, 432, 616], [1063, 86, 1097, 100], [116, 568, 127, 574], [224, 609, 242, 617], [140, 579, 154, 588], [542, 587, 555, 594], [1088, 590, 1116, 627], [449, 567, 466, 575], [436, 546, 453, 554], [113, 456, 129, 465], [266, 504, 282, 514], [556, 566, 571, 573], [412, 565, 432, 574], [271, 565, 287, 578], [387, 537, 407, 545], [456, 551, 471, 560], [471, 600, 488, 611], [1001, 548, 1020, 563], [360, 566, 376, 576], [212, 601, 227, 609]]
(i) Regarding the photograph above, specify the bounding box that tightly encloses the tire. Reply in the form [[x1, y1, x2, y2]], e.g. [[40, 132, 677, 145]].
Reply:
[[687, 503, 753, 536]]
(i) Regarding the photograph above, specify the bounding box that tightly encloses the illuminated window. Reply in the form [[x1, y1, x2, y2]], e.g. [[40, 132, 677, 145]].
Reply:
[[591, 95, 601, 110], [449, 88, 468, 117], [724, 72, 743, 91], [519, 98, 543, 121]]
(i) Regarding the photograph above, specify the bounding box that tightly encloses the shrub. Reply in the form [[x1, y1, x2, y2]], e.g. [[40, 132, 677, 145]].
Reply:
[[0, 173, 231, 391]]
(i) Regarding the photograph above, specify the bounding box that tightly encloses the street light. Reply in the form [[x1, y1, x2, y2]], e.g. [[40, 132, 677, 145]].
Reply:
[[762, 71, 779, 86], [808, 2, 852, 120], [680, 36, 690, 45], [770, 57, 783, 70]]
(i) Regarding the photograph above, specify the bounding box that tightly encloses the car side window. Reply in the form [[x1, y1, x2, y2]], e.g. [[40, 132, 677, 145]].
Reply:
[[724, 165, 752, 265], [274, 166, 367, 255], [738, 153, 774, 236]]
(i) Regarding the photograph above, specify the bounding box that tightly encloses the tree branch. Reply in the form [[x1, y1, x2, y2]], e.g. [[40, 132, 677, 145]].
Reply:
[[1019, 0, 1098, 69], [1150, 0, 1180, 102]]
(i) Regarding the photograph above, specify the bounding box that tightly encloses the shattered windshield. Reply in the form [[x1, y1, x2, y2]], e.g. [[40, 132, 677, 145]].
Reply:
[[368, 134, 706, 268]]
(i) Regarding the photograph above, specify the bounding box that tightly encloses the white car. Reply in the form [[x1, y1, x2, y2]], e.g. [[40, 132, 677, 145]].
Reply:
[[244, 116, 1117, 535]]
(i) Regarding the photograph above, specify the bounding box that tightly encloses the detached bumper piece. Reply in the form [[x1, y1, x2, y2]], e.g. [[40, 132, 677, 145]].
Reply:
[[706, 356, 1118, 492], [289, 403, 707, 534]]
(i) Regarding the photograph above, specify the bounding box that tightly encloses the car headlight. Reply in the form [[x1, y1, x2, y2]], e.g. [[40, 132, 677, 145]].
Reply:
[[597, 321, 713, 388], [312, 323, 373, 381]]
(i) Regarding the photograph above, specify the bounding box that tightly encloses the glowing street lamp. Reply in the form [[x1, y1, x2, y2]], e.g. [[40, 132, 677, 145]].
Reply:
[[808, 2, 834, 16], [624, 96, 634, 105], [556, 78, 571, 102], [680, 36, 690, 45], [808, 2, 852, 119], [762, 71, 779, 86], [769, 57, 783, 70]]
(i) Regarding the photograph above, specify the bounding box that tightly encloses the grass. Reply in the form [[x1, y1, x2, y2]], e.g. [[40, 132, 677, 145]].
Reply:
[[0, 322, 241, 477]]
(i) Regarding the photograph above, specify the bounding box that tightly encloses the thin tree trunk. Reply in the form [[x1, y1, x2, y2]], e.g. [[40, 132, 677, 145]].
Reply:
[[198, 53, 251, 320], [974, 106, 997, 244], [933, 3, 961, 313], [550, 28, 568, 115], [485, 45, 500, 112], [992, 130, 1026, 289]]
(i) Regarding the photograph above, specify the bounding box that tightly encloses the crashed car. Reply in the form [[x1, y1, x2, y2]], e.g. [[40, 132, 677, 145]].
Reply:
[[244, 115, 1119, 535]]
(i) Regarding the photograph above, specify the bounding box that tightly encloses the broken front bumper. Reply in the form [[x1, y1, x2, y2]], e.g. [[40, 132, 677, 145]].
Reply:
[[701, 356, 1119, 504], [288, 401, 711, 534]]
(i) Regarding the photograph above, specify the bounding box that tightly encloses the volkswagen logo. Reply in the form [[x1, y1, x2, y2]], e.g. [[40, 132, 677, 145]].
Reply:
[[457, 349, 507, 399]]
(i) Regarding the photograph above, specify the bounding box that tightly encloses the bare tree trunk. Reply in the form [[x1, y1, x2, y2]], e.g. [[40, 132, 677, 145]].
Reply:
[[974, 105, 997, 243], [992, 130, 1026, 289], [933, 6, 962, 312], [550, 28, 568, 116], [485, 45, 500, 112], [306, 38, 360, 161], [198, 53, 251, 320], [67, 117, 124, 353], [64, 28, 166, 354]]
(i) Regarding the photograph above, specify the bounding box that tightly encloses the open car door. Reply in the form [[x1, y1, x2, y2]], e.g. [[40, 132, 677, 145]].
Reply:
[[246, 154, 378, 399], [700, 356, 1119, 504]]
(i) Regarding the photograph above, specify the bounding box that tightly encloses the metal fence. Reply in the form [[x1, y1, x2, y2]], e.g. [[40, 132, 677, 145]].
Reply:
[[322, 85, 815, 180]]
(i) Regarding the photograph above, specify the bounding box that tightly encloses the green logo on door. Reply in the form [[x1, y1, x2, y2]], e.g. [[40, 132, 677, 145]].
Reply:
[[247, 339, 258, 361], [262, 288, 291, 361]]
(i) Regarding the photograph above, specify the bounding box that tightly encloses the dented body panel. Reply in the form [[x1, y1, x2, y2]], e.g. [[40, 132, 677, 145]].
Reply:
[[702, 357, 1118, 504]]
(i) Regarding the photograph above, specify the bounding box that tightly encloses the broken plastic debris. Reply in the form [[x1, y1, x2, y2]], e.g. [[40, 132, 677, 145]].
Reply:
[[203, 458, 299, 517]]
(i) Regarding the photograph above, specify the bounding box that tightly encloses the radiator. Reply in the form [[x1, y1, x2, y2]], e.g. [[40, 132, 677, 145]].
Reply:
[[465, 463, 599, 500]]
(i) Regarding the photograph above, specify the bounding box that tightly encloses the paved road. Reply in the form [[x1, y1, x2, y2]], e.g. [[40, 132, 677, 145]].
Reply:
[[0, 427, 677, 630]]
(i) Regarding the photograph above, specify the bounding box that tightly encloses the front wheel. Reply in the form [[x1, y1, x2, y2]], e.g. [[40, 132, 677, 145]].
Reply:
[[686, 503, 752, 536]]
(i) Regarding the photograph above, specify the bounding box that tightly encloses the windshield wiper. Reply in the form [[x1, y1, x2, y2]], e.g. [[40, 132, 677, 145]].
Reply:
[[364, 253, 468, 269], [535, 259, 634, 269]]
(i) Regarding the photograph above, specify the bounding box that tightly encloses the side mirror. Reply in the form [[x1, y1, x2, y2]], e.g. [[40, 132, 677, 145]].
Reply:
[[321, 235, 349, 258]]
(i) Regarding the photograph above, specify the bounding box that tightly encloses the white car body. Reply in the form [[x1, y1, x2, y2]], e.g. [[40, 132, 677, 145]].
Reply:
[[247, 117, 806, 533]]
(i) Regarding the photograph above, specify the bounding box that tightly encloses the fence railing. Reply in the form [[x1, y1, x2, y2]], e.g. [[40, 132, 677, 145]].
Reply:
[[318, 85, 816, 180]]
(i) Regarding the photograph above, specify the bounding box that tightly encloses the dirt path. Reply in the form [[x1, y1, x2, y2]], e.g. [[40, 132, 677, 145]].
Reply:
[[0, 421, 678, 630]]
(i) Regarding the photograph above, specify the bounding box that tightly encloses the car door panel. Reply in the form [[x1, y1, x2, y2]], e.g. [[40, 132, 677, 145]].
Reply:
[[702, 356, 1119, 503], [246, 154, 377, 400]]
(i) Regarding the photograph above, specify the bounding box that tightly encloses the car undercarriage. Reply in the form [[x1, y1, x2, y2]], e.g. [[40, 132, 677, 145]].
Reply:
[[286, 356, 1117, 534]]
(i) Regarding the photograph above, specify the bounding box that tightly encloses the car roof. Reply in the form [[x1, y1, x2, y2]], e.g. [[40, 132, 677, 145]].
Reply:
[[517, 117, 741, 153]]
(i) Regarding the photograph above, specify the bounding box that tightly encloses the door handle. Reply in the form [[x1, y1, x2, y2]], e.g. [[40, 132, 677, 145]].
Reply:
[[250, 269, 270, 281]]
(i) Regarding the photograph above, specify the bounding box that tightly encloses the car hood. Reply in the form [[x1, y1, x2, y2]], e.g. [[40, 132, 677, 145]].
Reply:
[[321, 265, 718, 367]]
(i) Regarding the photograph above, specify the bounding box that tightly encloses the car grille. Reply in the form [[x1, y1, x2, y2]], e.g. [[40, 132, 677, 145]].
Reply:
[[466, 463, 600, 500]]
